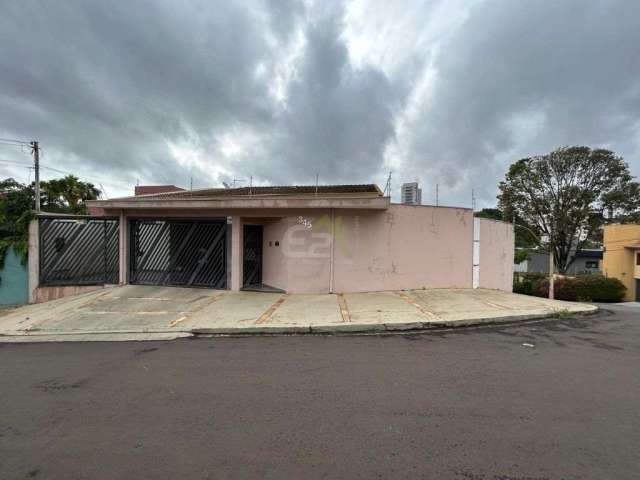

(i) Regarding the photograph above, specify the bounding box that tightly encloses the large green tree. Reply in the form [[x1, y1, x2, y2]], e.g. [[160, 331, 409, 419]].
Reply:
[[498, 146, 640, 273]]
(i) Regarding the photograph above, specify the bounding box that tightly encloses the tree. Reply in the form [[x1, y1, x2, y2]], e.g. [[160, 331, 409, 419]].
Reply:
[[498, 146, 640, 274], [0, 179, 34, 265], [40, 175, 101, 214]]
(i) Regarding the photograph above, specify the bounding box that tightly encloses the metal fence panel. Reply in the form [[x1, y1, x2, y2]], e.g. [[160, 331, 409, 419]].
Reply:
[[39, 217, 119, 286], [130, 219, 227, 289]]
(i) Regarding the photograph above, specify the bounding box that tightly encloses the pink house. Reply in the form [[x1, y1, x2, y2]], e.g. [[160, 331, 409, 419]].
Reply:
[[80, 184, 514, 294]]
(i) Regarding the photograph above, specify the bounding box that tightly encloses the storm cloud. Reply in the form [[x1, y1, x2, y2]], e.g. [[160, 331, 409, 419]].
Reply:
[[1, 0, 639, 206]]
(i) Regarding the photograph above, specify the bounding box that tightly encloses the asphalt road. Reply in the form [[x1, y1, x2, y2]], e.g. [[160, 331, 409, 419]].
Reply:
[[1, 305, 638, 480]]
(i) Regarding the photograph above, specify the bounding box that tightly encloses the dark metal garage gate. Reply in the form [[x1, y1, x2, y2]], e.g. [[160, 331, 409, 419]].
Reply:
[[39, 216, 119, 286], [129, 219, 227, 289]]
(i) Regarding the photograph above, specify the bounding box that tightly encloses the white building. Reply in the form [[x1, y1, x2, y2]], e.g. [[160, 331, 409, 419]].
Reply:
[[401, 182, 422, 205]]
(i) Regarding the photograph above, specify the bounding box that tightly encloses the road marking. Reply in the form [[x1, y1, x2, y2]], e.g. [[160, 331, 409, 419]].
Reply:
[[394, 291, 438, 319], [255, 295, 288, 324], [337, 294, 351, 322]]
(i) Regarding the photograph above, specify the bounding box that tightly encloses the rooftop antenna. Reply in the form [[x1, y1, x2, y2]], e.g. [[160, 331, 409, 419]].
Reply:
[[222, 181, 231, 189], [436, 183, 439, 207], [315, 172, 319, 196], [471, 188, 476, 211], [99, 183, 109, 200], [190, 176, 193, 191], [249, 175, 253, 195], [232, 177, 246, 188], [383, 170, 392, 197]]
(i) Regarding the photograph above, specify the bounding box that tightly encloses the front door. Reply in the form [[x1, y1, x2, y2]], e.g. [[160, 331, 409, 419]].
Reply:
[[243, 225, 263, 287], [636, 279, 640, 302]]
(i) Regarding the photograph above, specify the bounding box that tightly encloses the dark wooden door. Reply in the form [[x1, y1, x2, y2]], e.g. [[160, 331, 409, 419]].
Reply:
[[243, 225, 263, 287]]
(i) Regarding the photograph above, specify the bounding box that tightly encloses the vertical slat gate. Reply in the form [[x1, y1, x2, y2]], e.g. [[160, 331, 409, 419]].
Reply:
[[39, 217, 119, 285], [129, 219, 227, 289]]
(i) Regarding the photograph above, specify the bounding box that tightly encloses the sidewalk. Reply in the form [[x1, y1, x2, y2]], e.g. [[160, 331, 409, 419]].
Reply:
[[0, 285, 598, 342]]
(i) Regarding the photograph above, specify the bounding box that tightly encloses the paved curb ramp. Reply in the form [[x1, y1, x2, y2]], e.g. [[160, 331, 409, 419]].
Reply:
[[0, 286, 598, 342]]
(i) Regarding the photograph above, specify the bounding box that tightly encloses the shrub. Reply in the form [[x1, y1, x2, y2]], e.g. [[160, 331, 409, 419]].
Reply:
[[513, 273, 546, 296], [518, 274, 626, 303], [572, 275, 626, 302], [534, 277, 578, 301]]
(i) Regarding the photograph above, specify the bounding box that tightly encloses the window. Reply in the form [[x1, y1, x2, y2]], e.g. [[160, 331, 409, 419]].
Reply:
[[637, 253, 640, 266], [586, 261, 598, 269]]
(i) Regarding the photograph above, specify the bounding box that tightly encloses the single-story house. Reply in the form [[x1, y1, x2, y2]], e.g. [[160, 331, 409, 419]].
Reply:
[[514, 249, 602, 275], [28, 184, 515, 303]]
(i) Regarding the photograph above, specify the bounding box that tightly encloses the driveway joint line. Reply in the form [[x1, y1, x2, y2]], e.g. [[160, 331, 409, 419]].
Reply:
[[394, 291, 438, 319], [337, 294, 351, 322], [256, 295, 288, 324]]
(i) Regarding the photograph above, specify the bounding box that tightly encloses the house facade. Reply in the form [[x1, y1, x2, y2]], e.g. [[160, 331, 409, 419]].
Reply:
[[514, 249, 602, 275], [603, 224, 640, 301], [28, 184, 515, 302]]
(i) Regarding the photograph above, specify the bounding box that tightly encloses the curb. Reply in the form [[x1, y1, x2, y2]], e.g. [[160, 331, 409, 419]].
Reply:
[[0, 306, 599, 342]]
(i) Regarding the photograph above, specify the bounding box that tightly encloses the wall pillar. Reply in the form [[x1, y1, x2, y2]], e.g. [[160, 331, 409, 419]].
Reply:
[[118, 211, 128, 284], [27, 219, 39, 304], [230, 216, 243, 291]]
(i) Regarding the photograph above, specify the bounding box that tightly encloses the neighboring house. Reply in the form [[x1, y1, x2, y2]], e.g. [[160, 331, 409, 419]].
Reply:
[[603, 224, 640, 301], [28, 184, 515, 303], [0, 247, 28, 305], [88, 185, 185, 216], [514, 249, 602, 275]]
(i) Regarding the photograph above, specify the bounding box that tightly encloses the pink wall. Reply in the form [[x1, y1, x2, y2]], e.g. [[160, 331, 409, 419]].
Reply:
[[478, 218, 514, 291], [262, 219, 290, 291], [333, 205, 473, 292], [262, 213, 332, 293], [259, 205, 476, 294]]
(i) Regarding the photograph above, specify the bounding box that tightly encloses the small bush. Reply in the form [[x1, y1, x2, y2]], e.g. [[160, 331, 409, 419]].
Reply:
[[534, 277, 578, 301], [572, 275, 626, 302], [513, 273, 546, 296], [518, 274, 626, 303]]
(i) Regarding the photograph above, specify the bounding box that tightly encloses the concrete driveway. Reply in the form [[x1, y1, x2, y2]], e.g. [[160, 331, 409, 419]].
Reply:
[[0, 285, 597, 341]]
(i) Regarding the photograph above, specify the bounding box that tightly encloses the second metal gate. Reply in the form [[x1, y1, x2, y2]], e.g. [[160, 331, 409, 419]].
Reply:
[[129, 219, 227, 288]]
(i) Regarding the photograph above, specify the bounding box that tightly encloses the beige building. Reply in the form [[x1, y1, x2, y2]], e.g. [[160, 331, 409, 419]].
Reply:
[[29, 184, 515, 303], [603, 224, 640, 301]]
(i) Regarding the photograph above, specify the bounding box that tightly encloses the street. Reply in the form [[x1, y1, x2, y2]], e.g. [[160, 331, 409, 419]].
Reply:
[[1, 305, 638, 479]]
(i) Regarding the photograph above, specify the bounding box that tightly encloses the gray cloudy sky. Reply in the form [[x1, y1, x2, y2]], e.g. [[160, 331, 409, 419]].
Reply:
[[1, 0, 639, 206]]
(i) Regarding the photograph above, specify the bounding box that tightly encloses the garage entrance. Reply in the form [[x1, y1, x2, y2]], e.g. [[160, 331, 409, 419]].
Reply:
[[129, 219, 227, 288]]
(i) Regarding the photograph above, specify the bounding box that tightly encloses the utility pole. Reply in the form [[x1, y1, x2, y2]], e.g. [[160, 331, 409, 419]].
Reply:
[[549, 238, 555, 300], [31, 141, 40, 212]]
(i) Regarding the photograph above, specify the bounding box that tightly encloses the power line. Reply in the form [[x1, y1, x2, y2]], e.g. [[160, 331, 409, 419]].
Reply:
[[0, 137, 30, 146], [0, 158, 33, 167]]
